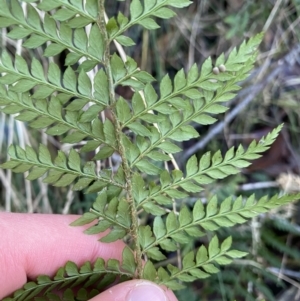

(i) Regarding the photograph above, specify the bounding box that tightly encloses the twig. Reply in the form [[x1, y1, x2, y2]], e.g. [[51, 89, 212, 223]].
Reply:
[[5, 115, 14, 212], [187, 11, 201, 70], [262, 0, 285, 33], [234, 259, 300, 289], [239, 181, 278, 191], [41, 132, 52, 213], [268, 267, 300, 279], [248, 216, 261, 294], [0, 169, 21, 210], [16, 121, 33, 213], [62, 188, 74, 215]]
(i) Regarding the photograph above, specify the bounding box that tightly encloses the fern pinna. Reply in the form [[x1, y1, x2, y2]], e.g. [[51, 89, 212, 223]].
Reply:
[[0, 0, 299, 300]]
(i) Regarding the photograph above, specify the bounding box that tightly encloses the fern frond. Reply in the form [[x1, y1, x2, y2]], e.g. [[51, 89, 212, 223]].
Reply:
[[0, 86, 118, 151], [271, 216, 300, 235], [262, 229, 300, 260], [0, 145, 124, 193], [35, 0, 98, 25], [71, 190, 131, 243], [116, 34, 263, 172], [203, 267, 282, 301], [3, 247, 135, 301], [135, 125, 283, 211], [0, 0, 102, 64], [140, 235, 247, 290], [140, 193, 300, 256], [107, 0, 192, 45], [0, 52, 107, 105], [122, 33, 263, 127]]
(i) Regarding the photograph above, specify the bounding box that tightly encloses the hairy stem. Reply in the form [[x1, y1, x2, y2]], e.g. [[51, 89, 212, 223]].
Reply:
[[97, 0, 143, 278]]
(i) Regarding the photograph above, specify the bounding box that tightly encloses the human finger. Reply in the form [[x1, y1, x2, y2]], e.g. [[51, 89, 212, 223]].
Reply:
[[89, 280, 179, 301], [0, 213, 125, 299]]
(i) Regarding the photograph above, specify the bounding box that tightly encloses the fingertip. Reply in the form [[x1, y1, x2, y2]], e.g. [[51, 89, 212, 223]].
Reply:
[[89, 280, 178, 301]]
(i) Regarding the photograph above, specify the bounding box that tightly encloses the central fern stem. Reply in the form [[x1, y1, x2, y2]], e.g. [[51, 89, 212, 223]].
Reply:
[[98, 0, 143, 278]]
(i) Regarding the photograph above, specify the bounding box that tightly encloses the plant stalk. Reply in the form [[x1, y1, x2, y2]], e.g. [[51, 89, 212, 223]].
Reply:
[[97, 0, 143, 278]]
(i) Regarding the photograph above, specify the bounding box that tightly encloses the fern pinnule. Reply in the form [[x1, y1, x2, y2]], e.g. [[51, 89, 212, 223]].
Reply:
[[138, 193, 300, 259], [2, 247, 135, 301], [141, 235, 247, 290], [133, 126, 284, 213]]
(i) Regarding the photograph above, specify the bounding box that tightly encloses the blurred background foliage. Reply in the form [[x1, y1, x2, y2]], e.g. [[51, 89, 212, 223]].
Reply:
[[1, 0, 300, 300]]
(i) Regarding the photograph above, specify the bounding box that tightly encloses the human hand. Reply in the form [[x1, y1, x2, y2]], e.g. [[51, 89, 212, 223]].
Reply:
[[0, 213, 178, 301]]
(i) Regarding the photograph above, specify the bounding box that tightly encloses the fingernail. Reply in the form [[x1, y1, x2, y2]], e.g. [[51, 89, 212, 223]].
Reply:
[[126, 281, 169, 301]]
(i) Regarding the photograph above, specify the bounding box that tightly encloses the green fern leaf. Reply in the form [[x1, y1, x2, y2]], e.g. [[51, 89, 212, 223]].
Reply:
[[108, 0, 192, 40], [136, 125, 282, 208], [0, 145, 124, 193], [0, 81, 118, 151], [0, 51, 105, 105], [2, 247, 134, 301], [0, 0, 102, 64], [72, 190, 131, 242], [140, 192, 300, 255], [114, 35, 263, 173], [141, 235, 248, 289]]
